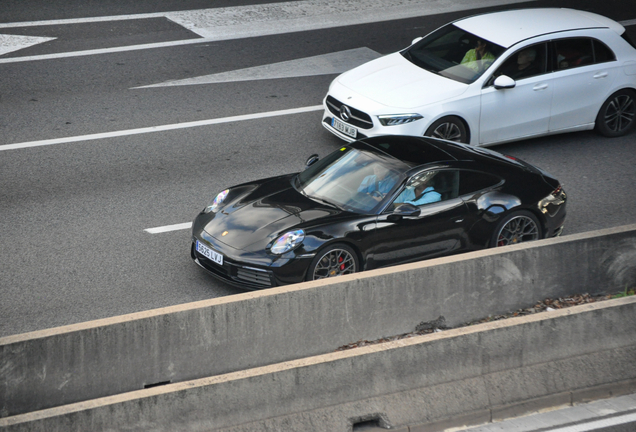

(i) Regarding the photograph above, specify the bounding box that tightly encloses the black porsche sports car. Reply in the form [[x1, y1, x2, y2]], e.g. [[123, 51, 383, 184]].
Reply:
[[191, 136, 566, 289]]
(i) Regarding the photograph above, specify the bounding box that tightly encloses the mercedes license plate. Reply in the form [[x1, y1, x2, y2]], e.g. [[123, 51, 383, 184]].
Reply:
[[332, 117, 357, 139], [196, 240, 223, 266]]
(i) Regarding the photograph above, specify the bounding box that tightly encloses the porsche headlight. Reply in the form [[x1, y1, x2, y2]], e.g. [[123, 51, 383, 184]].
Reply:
[[270, 230, 305, 255], [377, 114, 423, 126], [203, 189, 229, 214]]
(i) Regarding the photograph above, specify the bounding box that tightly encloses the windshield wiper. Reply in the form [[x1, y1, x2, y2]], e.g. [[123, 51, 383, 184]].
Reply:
[[312, 196, 345, 211]]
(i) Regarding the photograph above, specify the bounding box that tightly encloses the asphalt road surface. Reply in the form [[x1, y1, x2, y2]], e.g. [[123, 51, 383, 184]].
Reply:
[[1, 0, 635, 337]]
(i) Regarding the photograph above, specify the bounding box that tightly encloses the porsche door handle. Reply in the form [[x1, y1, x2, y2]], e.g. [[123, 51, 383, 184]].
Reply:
[[533, 83, 548, 91], [593, 72, 608, 79]]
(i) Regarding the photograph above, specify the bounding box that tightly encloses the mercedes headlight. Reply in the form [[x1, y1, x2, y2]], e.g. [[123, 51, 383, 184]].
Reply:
[[203, 189, 229, 214], [270, 230, 305, 254], [378, 114, 423, 126]]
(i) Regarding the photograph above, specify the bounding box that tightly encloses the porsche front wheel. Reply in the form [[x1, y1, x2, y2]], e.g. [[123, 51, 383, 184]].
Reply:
[[307, 244, 359, 281]]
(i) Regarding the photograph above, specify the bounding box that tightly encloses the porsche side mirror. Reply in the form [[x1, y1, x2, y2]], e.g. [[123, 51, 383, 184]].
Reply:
[[388, 203, 421, 221], [305, 154, 319, 169], [493, 75, 516, 90]]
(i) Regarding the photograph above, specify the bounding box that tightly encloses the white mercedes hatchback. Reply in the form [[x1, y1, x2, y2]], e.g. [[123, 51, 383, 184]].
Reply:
[[322, 8, 636, 146]]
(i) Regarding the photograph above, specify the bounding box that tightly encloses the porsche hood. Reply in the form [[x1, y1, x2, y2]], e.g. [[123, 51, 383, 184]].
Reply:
[[202, 176, 338, 251]]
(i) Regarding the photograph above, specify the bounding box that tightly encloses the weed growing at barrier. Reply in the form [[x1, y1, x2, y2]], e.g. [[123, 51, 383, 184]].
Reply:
[[335, 292, 620, 351], [612, 286, 636, 298]]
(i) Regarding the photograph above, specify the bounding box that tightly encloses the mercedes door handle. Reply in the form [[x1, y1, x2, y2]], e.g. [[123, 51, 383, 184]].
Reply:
[[533, 83, 548, 91], [593, 72, 608, 79]]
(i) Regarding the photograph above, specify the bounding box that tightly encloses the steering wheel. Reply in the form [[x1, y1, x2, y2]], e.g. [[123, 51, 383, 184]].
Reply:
[[370, 190, 384, 199]]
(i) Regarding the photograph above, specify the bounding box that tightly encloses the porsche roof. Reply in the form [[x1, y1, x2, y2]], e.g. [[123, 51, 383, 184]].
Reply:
[[356, 135, 528, 171], [454, 8, 625, 48]]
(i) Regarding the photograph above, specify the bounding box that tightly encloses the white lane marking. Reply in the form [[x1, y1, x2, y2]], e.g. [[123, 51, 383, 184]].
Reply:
[[0, 34, 56, 56], [135, 47, 382, 88], [0, 0, 536, 63], [144, 222, 192, 234], [0, 13, 171, 28], [0, 39, 207, 63], [0, 105, 323, 151]]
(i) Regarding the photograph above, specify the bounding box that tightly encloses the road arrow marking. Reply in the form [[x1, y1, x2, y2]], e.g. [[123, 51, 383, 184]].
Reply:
[[162, 0, 535, 40], [0, 0, 538, 63], [134, 47, 382, 88], [0, 34, 56, 56]]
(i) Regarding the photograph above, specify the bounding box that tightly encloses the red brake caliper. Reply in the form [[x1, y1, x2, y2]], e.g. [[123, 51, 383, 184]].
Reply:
[[339, 256, 344, 270]]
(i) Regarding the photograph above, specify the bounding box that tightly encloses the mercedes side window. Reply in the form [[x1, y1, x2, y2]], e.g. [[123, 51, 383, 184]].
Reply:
[[488, 43, 547, 85], [553, 38, 595, 70], [458, 170, 502, 196], [593, 39, 616, 63]]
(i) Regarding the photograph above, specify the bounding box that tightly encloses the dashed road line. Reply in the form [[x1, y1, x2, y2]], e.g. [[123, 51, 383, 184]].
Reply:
[[0, 105, 323, 151], [144, 222, 192, 234]]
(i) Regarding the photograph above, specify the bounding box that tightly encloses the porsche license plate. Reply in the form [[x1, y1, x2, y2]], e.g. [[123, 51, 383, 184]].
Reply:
[[196, 241, 223, 266], [331, 117, 357, 138]]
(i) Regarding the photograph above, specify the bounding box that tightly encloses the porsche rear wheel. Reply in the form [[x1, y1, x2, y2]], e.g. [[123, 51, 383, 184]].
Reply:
[[491, 211, 542, 248], [307, 244, 359, 281]]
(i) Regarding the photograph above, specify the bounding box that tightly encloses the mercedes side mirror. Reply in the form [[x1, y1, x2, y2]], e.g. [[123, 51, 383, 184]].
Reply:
[[493, 75, 516, 90]]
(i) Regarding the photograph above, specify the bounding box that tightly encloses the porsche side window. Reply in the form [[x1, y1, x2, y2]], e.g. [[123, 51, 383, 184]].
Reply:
[[392, 170, 459, 208], [458, 171, 501, 196]]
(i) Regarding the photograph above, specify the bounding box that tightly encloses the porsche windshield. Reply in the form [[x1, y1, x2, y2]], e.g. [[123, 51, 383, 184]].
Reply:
[[295, 147, 408, 214], [402, 24, 505, 84]]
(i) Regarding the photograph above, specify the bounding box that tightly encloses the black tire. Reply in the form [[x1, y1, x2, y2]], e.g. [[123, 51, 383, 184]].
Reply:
[[425, 116, 469, 143], [306, 243, 359, 281], [595, 89, 636, 137], [490, 210, 542, 248]]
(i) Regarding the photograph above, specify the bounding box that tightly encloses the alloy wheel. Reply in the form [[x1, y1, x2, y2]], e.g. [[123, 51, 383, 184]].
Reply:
[[495, 216, 540, 247], [431, 122, 463, 142], [603, 93, 635, 133], [312, 248, 357, 279]]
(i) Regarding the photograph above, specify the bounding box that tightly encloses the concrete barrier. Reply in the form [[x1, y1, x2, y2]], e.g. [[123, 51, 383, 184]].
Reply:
[[1, 224, 636, 419], [2, 296, 636, 432]]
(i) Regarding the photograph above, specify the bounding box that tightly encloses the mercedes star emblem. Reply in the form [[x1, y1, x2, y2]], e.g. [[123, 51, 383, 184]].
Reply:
[[339, 105, 352, 122]]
